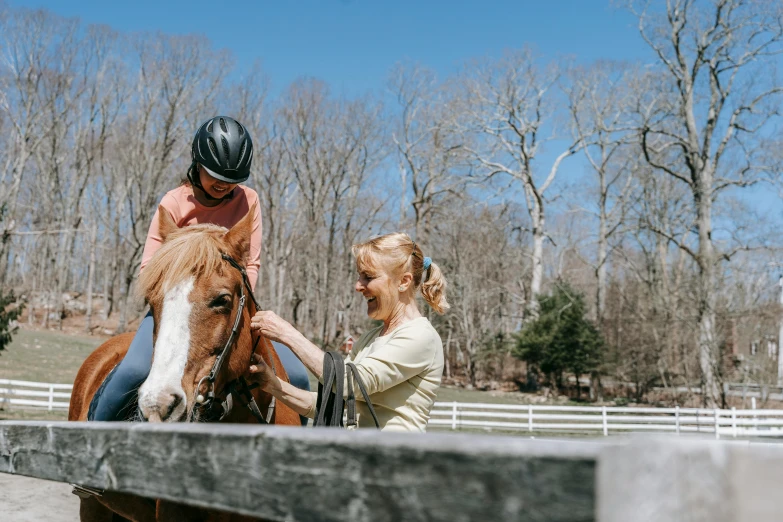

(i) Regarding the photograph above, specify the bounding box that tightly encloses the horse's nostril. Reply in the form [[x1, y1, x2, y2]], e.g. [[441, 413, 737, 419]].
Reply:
[[160, 393, 185, 421]]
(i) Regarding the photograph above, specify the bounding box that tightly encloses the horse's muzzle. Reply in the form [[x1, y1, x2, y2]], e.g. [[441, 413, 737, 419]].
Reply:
[[138, 387, 188, 422]]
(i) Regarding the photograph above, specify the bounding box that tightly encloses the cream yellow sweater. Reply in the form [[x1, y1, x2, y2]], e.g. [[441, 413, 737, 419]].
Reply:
[[305, 317, 444, 432]]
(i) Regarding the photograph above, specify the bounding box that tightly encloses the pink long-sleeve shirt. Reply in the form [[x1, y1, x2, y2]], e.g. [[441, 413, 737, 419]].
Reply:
[[140, 184, 262, 288]]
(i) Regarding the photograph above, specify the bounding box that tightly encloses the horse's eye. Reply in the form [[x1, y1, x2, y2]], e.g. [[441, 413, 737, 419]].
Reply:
[[209, 294, 232, 309]]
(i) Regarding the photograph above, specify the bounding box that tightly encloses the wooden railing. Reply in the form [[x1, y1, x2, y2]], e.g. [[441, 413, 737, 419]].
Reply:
[[0, 379, 72, 410], [2, 422, 783, 521], [429, 401, 783, 438]]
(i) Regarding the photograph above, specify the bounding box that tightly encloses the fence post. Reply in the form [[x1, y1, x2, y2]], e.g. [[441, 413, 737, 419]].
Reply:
[[731, 407, 737, 438], [675, 406, 680, 435], [451, 402, 457, 430], [48, 385, 54, 411], [752, 398, 758, 432], [602, 406, 608, 436], [528, 405, 533, 433], [714, 409, 720, 440]]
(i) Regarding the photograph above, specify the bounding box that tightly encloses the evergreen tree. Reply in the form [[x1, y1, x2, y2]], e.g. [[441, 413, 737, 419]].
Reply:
[[514, 282, 604, 397], [0, 288, 23, 353]]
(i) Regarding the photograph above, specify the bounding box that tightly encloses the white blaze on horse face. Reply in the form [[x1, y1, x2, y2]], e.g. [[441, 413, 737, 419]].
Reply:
[[138, 277, 194, 421]]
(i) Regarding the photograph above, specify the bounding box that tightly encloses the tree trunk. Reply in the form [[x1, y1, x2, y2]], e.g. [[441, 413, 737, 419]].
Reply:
[[85, 223, 97, 333], [696, 177, 719, 406], [445, 327, 452, 379], [528, 199, 545, 320], [596, 189, 608, 323]]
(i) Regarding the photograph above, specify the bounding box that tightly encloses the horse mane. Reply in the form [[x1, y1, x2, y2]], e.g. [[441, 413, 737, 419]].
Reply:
[[138, 224, 232, 304]]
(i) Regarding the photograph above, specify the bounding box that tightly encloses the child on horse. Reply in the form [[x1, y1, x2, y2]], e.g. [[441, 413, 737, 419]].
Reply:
[[90, 116, 310, 423]]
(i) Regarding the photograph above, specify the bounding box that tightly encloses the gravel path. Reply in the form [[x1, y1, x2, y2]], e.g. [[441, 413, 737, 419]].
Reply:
[[0, 474, 80, 522]]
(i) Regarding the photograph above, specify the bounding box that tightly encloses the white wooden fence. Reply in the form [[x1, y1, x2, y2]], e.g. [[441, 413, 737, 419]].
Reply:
[[429, 401, 783, 439], [4, 380, 783, 440], [0, 379, 72, 411]]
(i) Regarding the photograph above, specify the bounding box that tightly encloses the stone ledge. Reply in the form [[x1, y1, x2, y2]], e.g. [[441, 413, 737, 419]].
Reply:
[[0, 421, 598, 522]]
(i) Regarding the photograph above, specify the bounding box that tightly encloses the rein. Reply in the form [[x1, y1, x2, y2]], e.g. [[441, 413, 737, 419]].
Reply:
[[315, 352, 380, 429], [193, 253, 276, 424]]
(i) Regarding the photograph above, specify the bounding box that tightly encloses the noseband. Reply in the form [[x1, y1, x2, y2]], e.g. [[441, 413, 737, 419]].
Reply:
[[193, 253, 275, 424]]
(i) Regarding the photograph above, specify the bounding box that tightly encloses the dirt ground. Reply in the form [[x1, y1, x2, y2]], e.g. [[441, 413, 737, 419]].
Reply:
[[0, 474, 80, 522]]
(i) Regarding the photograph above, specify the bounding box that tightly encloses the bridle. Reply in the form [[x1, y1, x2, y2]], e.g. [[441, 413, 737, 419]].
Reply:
[[192, 253, 276, 424]]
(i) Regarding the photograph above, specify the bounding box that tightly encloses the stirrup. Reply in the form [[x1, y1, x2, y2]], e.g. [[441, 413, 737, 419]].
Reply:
[[71, 484, 104, 498]]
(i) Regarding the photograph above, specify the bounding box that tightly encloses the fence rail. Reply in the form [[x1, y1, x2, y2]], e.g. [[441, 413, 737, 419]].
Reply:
[[0, 422, 598, 522], [3, 422, 783, 521], [0, 379, 73, 411], [429, 401, 783, 438], [5, 380, 783, 439]]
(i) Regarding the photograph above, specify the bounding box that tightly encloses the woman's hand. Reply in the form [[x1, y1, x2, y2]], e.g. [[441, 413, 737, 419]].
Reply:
[[250, 310, 296, 344], [247, 353, 281, 394]]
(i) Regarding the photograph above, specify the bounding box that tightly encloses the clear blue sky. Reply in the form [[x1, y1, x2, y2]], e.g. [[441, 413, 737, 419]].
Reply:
[[10, 0, 651, 94]]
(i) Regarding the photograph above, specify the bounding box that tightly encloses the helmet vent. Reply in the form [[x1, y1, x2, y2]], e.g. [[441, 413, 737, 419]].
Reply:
[[219, 118, 228, 133], [237, 140, 247, 166], [221, 136, 230, 163], [207, 119, 214, 133], [237, 123, 245, 136], [207, 138, 220, 164]]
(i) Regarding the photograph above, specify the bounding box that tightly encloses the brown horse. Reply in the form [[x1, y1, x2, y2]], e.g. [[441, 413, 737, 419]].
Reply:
[[69, 205, 300, 522]]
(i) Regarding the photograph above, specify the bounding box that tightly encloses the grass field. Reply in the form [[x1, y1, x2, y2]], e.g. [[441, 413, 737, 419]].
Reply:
[[0, 328, 104, 384], [0, 328, 105, 421]]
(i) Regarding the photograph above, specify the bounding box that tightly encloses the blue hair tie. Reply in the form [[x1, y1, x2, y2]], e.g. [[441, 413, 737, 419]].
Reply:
[[423, 257, 432, 270]]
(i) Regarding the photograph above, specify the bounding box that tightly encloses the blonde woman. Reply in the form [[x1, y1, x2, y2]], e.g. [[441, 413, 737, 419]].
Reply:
[[249, 233, 449, 432]]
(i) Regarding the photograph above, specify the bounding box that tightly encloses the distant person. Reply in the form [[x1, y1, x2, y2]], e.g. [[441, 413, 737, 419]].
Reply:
[[248, 233, 449, 432], [90, 116, 309, 422]]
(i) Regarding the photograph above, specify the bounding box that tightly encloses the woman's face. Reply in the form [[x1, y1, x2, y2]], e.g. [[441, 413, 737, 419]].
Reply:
[[355, 266, 399, 322], [198, 166, 237, 199]]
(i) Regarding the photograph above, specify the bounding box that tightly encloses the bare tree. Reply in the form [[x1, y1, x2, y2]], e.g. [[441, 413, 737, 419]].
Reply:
[[567, 62, 639, 324], [278, 80, 386, 345], [389, 63, 465, 248], [630, 0, 783, 405], [0, 8, 68, 284], [458, 49, 586, 320], [113, 33, 230, 332]]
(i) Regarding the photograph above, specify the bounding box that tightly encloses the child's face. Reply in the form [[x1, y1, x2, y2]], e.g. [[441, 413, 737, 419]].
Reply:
[[198, 166, 237, 198]]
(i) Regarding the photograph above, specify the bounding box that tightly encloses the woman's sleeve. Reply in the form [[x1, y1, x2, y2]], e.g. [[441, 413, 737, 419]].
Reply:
[[246, 192, 263, 289], [304, 391, 318, 419], [140, 196, 178, 275], [346, 329, 438, 397]]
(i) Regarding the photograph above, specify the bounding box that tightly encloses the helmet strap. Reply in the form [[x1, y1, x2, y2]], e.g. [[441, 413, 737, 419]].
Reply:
[[188, 163, 232, 202]]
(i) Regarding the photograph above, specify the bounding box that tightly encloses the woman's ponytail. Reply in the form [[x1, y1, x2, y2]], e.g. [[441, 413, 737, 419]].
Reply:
[[421, 261, 449, 314]]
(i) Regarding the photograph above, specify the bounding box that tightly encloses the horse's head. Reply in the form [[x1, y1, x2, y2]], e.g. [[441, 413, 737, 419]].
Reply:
[[137, 205, 256, 422]]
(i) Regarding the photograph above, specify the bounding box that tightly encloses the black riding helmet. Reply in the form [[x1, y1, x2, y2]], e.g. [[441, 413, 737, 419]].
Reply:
[[190, 116, 253, 184]]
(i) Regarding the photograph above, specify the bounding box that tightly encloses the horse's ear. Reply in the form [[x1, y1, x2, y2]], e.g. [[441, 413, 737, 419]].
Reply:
[[224, 203, 255, 260], [157, 206, 178, 242]]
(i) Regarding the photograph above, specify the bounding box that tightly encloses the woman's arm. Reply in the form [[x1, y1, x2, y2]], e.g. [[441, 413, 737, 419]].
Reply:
[[250, 311, 325, 378], [248, 355, 316, 417], [271, 379, 316, 417]]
